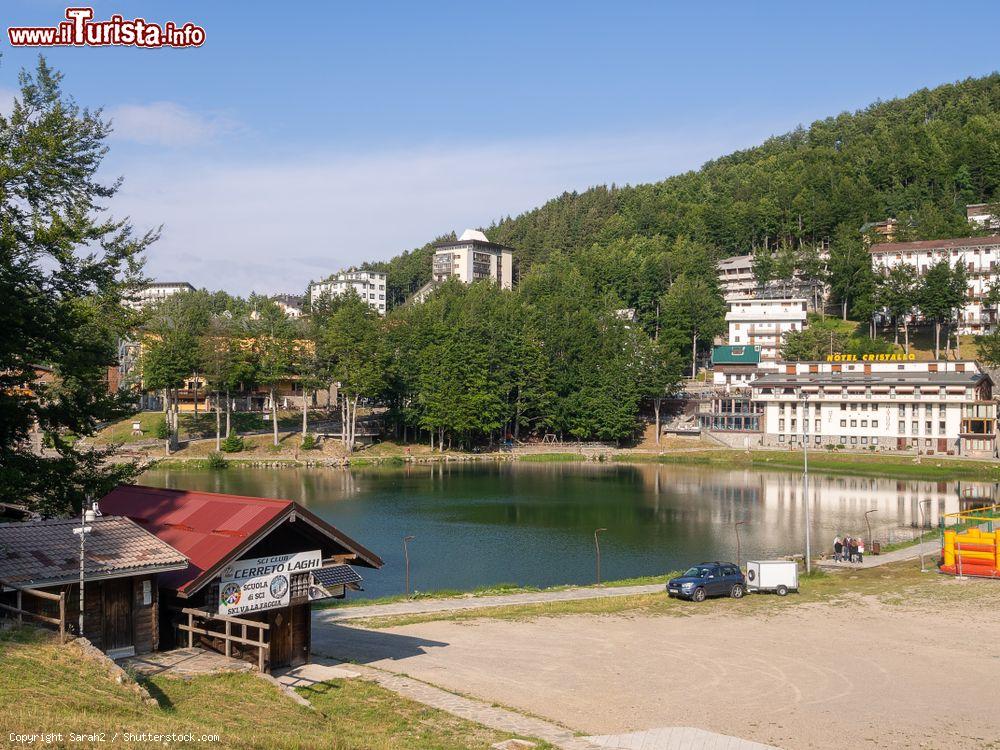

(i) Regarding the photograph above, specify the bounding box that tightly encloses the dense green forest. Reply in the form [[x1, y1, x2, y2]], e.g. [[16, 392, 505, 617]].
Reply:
[[366, 74, 1000, 310]]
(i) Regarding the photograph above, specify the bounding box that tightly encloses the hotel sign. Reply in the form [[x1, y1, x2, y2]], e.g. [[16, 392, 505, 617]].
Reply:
[[825, 353, 917, 362], [218, 550, 322, 616]]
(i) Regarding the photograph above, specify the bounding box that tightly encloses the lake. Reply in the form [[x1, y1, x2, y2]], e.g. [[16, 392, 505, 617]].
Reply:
[[138, 461, 990, 599]]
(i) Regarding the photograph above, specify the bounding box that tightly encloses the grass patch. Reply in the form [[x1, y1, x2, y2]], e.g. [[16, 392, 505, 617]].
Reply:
[[0, 627, 547, 749], [349, 561, 1000, 629], [617, 448, 1000, 482], [517, 452, 584, 463]]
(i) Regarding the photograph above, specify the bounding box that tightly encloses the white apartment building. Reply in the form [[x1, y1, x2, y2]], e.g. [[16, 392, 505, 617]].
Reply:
[[310, 270, 387, 315], [726, 298, 808, 363], [751, 358, 996, 458], [271, 294, 304, 318], [716, 255, 756, 301], [716, 249, 829, 305], [869, 235, 1000, 334], [126, 282, 195, 310], [432, 229, 514, 289]]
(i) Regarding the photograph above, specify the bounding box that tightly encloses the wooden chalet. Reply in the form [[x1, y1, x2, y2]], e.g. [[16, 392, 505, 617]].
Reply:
[[0, 517, 189, 658], [99, 485, 382, 671]]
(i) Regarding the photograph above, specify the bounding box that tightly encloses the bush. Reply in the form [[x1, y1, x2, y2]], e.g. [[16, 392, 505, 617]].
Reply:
[[301, 434, 317, 450], [220, 432, 245, 453], [154, 417, 170, 440], [206, 451, 227, 469]]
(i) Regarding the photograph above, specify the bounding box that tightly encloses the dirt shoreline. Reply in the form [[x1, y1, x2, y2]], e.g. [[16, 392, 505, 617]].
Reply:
[[315, 578, 1000, 750]]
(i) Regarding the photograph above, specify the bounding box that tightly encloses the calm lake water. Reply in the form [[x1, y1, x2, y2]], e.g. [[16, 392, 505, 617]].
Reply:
[[138, 462, 995, 599]]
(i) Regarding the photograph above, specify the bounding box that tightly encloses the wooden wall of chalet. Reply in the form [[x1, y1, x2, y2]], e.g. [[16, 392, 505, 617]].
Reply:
[[4, 575, 159, 655]]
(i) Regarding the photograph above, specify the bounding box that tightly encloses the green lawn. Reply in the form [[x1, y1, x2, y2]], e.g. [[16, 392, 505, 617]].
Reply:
[[0, 628, 547, 749]]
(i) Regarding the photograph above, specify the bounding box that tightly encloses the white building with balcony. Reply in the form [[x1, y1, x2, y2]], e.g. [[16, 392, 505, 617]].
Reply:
[[126, 281, 195, 310], [869, 235, 1000, 334], [310, 270, 387, 315], [751, 358, 996, 458], [726, 298, 808, 363], [432, 229, 513, 289]]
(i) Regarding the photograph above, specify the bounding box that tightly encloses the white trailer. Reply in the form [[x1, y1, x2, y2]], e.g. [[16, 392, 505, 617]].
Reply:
[[745, 560, 798, 596]]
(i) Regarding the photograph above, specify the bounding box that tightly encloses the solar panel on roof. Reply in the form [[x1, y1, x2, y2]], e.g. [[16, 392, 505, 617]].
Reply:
[[312, 564, 362, 587]]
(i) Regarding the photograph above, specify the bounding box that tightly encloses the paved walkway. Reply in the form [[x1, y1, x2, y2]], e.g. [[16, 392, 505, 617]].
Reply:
[[586, 727, 780, 750], [123, 647, 254, 678], [316, 583, 665, 622], [815, 539, 939, 570]]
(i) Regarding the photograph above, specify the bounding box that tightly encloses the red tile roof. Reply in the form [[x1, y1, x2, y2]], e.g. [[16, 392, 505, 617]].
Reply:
[[99, 485, 381, 597], [869, 235, 1000, 253]]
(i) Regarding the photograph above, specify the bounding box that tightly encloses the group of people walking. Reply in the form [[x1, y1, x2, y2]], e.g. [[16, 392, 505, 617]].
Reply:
[[833, 535, 865, 563]]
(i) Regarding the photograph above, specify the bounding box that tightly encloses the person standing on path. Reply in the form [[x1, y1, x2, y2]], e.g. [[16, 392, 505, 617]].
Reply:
[[857, 538, 865, 563], [833, 535, 843, 562]]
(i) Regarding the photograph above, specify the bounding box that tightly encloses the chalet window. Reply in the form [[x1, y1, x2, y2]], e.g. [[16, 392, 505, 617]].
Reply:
[[290, 573, 310, 600]]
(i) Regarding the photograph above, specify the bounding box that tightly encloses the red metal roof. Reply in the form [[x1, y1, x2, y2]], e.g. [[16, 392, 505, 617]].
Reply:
[[100, 484, 381, 596]]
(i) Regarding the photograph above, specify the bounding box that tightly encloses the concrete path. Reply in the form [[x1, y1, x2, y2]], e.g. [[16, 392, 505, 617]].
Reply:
[[316, 583, 665, 622], [815, 539, 938, 570], [123, 647, 254, 678], [586, 727, 780, 750]]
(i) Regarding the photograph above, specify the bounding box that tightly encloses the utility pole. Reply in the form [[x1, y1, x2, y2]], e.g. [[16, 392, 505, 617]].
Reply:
[[72, 500, 97, 636]]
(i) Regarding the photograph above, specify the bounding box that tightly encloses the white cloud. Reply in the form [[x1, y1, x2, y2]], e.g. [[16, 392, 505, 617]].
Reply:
[[108, 101, 237, 147], [108, 125, 775, 296]]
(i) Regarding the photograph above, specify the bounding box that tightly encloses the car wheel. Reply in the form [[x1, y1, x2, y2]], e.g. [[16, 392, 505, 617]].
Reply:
[[776, 585, 788, 597], [692, 587, 706, 602], [730, 584, 744, 599]]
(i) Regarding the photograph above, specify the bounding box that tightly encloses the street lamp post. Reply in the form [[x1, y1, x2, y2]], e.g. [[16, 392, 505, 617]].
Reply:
[[864, 509, 879, 552], [594, 528, 607, 584], [402, 535, 415, 596], [799, 389, 812, 574], [734, 520, 747, 570], [918, 499, 932, 572]]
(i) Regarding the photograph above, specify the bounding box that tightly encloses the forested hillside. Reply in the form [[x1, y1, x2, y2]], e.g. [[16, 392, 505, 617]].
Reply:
[[369, 74, 1000, 306]]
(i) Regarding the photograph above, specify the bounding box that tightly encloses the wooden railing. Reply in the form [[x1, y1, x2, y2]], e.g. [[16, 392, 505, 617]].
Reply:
[[0, 582, 66, 642], [179, 607, 270, 672]]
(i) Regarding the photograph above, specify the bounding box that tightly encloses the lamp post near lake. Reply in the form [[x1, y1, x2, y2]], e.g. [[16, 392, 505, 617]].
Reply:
[[798, 388, 812, 574], [403, 535, 415, 596], [864, 509, 879, 551], [594, 528, 607, 584], [918, 499, 932, 573], [71, 499, 98, 636], [734, 520, 747, 570]]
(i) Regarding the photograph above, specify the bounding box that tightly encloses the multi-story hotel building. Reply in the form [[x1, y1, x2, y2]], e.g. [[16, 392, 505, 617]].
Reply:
[[869, 235, 1000, 334], [432, 229, 513, 289], [751, 358, 996, 458], [126, 281, 195, 310], [716, 249, 829, 304], [726, 298, 808, 363], [310, 270, 387, 315]]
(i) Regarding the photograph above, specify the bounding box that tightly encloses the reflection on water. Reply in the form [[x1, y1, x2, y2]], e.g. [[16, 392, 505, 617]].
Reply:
[[140, 462, 998, 599]]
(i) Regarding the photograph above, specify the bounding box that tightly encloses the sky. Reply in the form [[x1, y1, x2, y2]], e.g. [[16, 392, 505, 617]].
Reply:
[[3, 1, 1000, 295]]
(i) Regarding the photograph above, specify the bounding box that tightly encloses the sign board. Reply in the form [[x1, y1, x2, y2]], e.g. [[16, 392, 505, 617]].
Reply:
[[825, 353, 916, 362], [218, 550, 322, 616]]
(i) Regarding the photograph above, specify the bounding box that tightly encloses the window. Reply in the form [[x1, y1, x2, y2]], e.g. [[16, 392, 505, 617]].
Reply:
[[872, 420, 878, 428], [912, 421, 918, 433], [778, 434, 785, 443], [872, 437, 879, 446], [850, 436, 858, 445], [925, 421, 932, 432], [791, 419, 797, 431], [815, 436, 821, 445], [839, 435, 847, 444], [840, 419, 847, 427], [925, 438, 932, 448], [815, 419, 821, 432], [779, 419, 785, 430], [850, 420, 857, 427], [899, 421, 905, 433], [861, 437, 868, 445], [861, 420, 867, 427], [840, 403, 847, 411], [939, 421, 946, 433]]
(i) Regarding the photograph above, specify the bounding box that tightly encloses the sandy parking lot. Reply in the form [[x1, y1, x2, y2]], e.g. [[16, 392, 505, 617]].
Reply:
[[314, 582, 1000, 750]]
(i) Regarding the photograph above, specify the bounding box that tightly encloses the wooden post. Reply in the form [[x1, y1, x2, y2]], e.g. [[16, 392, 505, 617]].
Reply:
[[15, 591, 21, 624], [258, 627, 265, 673], [187, 611, 194, 647], [58, 592, 65, 643], [224, 620, 231, 658]]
